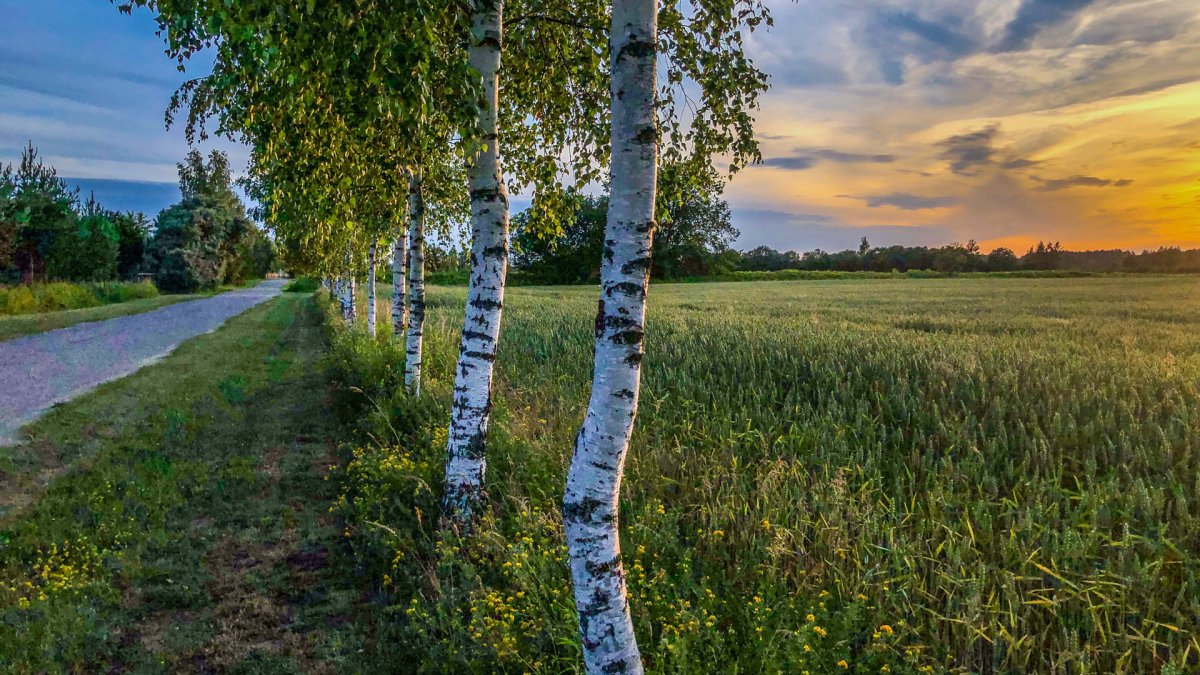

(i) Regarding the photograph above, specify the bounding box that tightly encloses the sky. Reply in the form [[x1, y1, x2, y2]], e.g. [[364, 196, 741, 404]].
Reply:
[[1, 1, 1198, 253]]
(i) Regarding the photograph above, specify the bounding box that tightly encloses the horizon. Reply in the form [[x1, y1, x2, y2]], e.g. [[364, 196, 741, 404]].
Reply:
[[2, 1, 1198, 253]]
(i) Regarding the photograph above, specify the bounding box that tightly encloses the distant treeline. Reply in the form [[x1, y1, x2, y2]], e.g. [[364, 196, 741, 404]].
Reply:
[[401, 178, 1200, 285], [1, 143, 277, 292], [738, 240, 1200, 275]]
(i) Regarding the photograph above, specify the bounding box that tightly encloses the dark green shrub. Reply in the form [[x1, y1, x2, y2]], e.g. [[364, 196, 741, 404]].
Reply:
[[148, 150, 268, 293], [283, 277, 319, 293], [45, 213, 119, 282]]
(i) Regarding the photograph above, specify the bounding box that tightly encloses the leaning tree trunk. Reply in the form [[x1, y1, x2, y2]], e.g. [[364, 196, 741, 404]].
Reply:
[[563, 0, 657, 672], [405, 170, 427, 395], [392, 218, 409, 338], [367, 241, 378, 335], [442, 0, 509, 527]]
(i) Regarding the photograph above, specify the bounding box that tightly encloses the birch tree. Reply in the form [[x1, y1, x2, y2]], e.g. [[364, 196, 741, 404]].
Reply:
[[405, 145, 468, 393], [341, 246, 358, 324], [117, 0, 477, 312], [119, 0, 608, 526], [366, 240, 379, 334], [405, 170, 426, 393], [392, 219, 408, 338], [441, 0, 611, 527], [562, 3, 657, 670], [441, 0, 510, 524], [563, 1, 772, 671]]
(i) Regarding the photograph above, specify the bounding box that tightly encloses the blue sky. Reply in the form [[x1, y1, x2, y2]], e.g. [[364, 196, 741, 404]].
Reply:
[[0, 1, 245, 217], [3, 1, 1198, 252]]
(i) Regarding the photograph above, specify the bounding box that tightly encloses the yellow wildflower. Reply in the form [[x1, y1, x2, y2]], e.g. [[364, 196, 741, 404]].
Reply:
[[837, 660, 849, 669]]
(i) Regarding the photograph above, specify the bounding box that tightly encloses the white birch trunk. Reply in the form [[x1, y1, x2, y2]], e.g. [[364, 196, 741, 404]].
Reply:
[[341, 249, 357, 325], [367, 241, 378, 336], [405, 170, 427, 395], [442, 0, 509, 526], [392, 220, 409, 338], [335, 275, 347, 321], [563, 1, 656, 672]]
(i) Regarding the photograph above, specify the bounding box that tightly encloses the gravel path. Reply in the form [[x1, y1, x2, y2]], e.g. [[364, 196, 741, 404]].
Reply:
[[0, 279, 285, 444]]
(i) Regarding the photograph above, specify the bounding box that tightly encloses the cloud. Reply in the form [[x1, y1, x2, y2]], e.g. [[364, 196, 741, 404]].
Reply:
[[1001, 158, 1041, 170], [810, 148, 897, 164], [880, 10, 979, 59], [762, 156, 817, 170], [768, 56, 849, 88], [1035, 175, 1134, 191], [846, 192, 959, 210], [858, 7, 985, 84], [938, 125, 1001, 175], [996, 0, 1098, 52], [762, 147, 896, 171], [1066, 0, 1196, 48]]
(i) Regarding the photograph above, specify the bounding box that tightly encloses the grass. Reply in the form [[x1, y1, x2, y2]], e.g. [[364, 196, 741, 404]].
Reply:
[[326, 276, 1200, 674], [0, 295, 200, 342], [421, 268, 1109, 286], [7, 276, 1198, 672], [0, 280, 267, 342], [0, 294, 367, 673], [0, 281, 159, 316]]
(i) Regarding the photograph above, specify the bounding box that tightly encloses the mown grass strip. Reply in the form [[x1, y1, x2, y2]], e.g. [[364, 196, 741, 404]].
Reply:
[[0, 294, 360, 673], [0, 295, 202, 343]]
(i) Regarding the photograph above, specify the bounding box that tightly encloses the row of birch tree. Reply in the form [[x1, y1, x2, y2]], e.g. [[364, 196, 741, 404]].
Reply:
[[118, 0, 771, 670]]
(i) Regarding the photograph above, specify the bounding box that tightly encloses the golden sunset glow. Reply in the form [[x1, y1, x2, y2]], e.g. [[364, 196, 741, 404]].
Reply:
[[729, 0, 1200, 252]]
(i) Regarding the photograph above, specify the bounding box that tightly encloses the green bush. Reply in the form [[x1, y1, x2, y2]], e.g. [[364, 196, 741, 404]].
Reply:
[[283, 276, 320, 293], [90, 281, 158, 304], [425, 269, 471, 286], [0, 285, 38, 315], [44, 214, 120, 282], [36, 282, 95, 311], [148, 151, 268, 294], [0, 281, 159, 316]]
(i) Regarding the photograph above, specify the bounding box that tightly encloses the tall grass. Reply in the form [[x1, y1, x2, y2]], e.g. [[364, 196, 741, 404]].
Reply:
[[0, 281, 158, 316], [327, 277, 1200, 673]]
